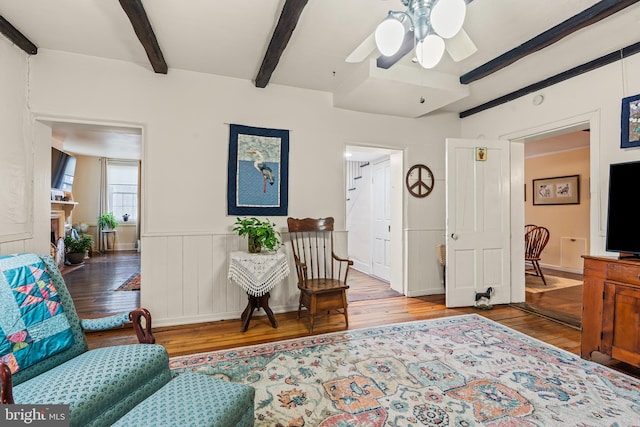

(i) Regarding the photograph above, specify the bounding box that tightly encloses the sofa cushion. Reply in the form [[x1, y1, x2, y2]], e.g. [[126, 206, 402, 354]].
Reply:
[[113, 371, 255, 427], [0, 253, 75, 374], [13, 344, 171, 427]]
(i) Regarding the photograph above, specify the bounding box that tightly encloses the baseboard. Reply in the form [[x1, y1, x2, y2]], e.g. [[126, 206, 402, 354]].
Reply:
[[351, 261, 370, 274], [115, 243, 137, 251], [538, 262, 582, 275]]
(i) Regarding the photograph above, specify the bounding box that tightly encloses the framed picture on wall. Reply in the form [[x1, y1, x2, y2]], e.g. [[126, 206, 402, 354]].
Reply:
[[621, 93, 640, 148], [532, 175, 580, 205], [227, 124, 289, 216]]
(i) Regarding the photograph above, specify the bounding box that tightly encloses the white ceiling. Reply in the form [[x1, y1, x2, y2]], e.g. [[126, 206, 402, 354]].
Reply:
[[1, 0, 637, 155], [50, 123, 142, 160]]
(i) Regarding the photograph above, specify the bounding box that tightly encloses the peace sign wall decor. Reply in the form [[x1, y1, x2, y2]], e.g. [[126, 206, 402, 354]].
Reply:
[[405, 164, 434, 198]]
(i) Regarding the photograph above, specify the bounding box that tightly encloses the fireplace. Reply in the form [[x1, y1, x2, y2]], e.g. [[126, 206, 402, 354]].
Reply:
[[51, 210, 65, 244]]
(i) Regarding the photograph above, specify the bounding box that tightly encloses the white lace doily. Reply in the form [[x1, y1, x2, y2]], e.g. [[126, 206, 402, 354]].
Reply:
[[228, 251, 289, 297]]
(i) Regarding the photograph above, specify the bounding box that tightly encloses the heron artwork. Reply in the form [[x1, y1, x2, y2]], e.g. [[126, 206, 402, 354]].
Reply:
[[247, 150, 274, 193]]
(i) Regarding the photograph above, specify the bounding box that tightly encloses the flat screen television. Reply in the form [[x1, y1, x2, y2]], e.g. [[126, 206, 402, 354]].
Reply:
[[51, 147, 76, 191], [606, 160, 640, 257]]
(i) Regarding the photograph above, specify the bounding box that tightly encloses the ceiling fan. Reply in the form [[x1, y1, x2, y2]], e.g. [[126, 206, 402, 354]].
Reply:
[[346, 0, 477, 68]]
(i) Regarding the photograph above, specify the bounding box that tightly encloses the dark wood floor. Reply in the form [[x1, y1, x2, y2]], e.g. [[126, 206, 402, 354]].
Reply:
[[62, 251, 140, 318], [62, 252, 639, 379]]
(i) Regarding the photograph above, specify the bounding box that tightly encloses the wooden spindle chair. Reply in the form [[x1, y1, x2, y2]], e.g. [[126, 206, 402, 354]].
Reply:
[[287, 217, 352, 333], [525, 225, 550, 285]]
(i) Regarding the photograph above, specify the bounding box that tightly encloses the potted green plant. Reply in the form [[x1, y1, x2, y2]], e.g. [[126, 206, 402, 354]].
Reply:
[[232, 217, 281, 253], [64, 235, 93, 265], [98, 212, 118, 230]]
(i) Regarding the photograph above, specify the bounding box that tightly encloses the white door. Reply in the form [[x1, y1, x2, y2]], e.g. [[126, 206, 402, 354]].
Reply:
[[445, 139, 511, 307], [372, 159, 391, 281]]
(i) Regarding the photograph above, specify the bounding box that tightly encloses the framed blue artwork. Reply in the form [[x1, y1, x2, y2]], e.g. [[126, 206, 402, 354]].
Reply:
[[227, 124, 289, 216], [621, 93, 640, 148]]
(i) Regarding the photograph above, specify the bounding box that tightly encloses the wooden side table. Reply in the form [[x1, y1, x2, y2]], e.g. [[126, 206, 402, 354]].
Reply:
[[228, 251, 289, 332]]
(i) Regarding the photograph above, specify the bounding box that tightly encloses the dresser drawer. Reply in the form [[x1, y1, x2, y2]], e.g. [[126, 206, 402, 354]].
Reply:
[[606, 262, 640, 286]]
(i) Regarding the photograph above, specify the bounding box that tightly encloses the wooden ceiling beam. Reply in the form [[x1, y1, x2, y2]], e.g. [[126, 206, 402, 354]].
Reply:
[[460, 0, 640, 84], [255, 0, 309, 88], [459, 40, 640, 118], [119, 0, 167, 74], [0, 15, 37, 55]]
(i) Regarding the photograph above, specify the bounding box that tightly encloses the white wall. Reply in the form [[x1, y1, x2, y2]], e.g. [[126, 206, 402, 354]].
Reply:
[[23, 49, 458, 326], [460, 54, 640, 258], [0, 39, 49, 255]]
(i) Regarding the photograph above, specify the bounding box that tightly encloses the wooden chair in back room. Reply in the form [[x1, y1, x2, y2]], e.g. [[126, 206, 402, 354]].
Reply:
[[525, 225, 550, 286], [287, 217, 353, 333]]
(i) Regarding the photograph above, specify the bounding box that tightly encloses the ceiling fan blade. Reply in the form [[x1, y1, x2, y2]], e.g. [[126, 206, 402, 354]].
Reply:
[[445, 28, 477, 62], [346, 32, 377, 63]]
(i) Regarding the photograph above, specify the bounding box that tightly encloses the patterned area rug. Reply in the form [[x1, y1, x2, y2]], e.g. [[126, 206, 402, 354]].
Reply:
[[115, 272, 140, 291], [169, 314, 640, 426], [525, 274, 582, 293]]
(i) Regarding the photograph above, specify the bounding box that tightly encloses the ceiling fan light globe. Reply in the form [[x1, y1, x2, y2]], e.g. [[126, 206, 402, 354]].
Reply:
[[431, 0, 466, 39], [416, 35, 445, 69], [375, 17, 405, 56]]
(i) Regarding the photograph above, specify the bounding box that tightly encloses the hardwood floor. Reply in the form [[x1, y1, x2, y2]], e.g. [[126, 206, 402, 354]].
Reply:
[[62, 252, 639, 379], [514, 267, 584, 328], [347, 269, 402, 301], [62, 251, 140, 318]]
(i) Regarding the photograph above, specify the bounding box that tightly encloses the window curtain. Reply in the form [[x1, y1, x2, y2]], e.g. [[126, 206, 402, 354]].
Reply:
[[98, 157, 109, 252]]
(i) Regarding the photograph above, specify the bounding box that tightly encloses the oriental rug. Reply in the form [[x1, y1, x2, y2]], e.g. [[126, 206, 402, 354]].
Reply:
[[169, 315, 640, 426], [115, 272, 140, 291]]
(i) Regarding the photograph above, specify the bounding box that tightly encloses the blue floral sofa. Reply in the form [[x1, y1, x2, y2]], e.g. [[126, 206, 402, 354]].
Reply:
[[0, 253, 255, 426]]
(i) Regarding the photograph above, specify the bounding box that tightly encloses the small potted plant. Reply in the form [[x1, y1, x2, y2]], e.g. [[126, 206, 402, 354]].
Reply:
[[122, 213, 130, 222], [64, 235, 93, 265], [98, 212, 119, 230], [232, 217, 281, 253]]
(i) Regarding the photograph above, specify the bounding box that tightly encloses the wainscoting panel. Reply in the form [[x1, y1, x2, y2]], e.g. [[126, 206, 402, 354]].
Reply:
[[165, 236, 185, 320], [0, 239, 27, 256], [405, 229, 446, 297], [183, 235, 214, 316], [141, 233, 303, 326], [141, 231, 357, 327]]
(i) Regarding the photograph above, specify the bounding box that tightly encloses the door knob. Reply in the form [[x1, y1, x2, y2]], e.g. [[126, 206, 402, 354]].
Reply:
[[451, 233, 458, 240]]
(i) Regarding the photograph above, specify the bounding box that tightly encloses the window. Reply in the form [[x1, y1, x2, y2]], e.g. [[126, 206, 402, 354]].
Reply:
[[107, 161, 139, 222]]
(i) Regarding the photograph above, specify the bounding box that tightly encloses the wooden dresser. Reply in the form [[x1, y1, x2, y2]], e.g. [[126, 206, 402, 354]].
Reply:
[[582, 255, 640, 367]]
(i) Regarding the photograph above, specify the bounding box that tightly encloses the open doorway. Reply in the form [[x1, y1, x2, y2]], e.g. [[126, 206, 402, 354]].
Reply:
[[517, 127, 590, 327], [345, 145, 404, 299], [45, 119, 142, 316]]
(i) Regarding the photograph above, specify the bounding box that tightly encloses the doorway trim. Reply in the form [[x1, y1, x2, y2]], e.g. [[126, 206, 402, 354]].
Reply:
[[33, 114, 145, 247], [501, 110, 599, 303], [344, 145, 405, 294]]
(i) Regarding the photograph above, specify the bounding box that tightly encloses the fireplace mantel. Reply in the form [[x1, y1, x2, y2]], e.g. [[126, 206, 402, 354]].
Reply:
[[51, 200, 78, 221]]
